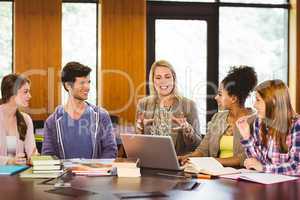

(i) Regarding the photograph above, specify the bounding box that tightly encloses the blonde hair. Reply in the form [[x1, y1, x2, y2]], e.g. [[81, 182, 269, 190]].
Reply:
[[256, 79, 295, 153], [148, 60, 180, 97]]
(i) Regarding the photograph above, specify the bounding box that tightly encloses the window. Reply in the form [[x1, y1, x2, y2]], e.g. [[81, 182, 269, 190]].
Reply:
[[62, 1, 98, 105], [151, 0, 215, 2], [219, 7, 288, 84], [155, 19, 208, 133], [147, 1, 289, 132], [219, 2, 289, 107], [148, 2, 218, 132], [0, 1, 13, 97], [221, 0, 286, 3]]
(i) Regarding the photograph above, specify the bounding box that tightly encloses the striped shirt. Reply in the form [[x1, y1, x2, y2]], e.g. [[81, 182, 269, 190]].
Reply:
[[241, 117, 300, 176]]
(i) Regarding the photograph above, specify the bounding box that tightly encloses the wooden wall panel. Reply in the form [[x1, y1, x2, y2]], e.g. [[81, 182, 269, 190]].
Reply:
[[101, 0, 146, 123], [14, 0, 61, 120], [289, 0, 300, 113]]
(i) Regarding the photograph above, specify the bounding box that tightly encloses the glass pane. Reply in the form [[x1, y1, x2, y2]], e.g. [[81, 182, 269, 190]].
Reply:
[[150, 0, 215, 2], [156, 19, 207, 133], [219, 7, 288, 106], [0, 2, 13, 98], [220, 0, 287, 3], [62, 3, 97, 105]]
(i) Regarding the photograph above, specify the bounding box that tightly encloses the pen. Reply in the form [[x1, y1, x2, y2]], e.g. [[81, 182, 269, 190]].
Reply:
[[39, 168, 70, 185], [157, 172, 186, 179]]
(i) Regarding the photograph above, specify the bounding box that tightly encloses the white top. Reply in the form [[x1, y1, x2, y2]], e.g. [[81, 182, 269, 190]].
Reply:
[[6, 136, 17, 156]]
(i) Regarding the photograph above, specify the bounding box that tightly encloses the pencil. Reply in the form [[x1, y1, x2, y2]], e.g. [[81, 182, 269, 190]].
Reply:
[[184, 173, 213, 179], [193, 174, 212, 179]]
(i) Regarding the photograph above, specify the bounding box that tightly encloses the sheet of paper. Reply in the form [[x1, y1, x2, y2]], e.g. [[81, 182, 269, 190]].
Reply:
[[239, 173, 298, 184]]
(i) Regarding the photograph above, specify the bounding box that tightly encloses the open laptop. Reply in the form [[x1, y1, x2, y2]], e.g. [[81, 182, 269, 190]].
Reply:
[[120, 134, 183, 171]]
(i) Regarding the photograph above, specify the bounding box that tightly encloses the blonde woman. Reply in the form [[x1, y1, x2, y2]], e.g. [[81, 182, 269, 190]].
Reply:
[[135, 60, 201, 155], [236, 80, 300, 175], [0, 74, 37, 165]]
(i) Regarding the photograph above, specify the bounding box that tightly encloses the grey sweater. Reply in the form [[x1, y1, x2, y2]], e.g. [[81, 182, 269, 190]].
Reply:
[[135, 95, 202, 156]]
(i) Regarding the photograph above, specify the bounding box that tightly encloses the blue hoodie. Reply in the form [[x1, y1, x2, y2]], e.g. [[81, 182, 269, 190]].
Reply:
[[41, 103, 117, 159]]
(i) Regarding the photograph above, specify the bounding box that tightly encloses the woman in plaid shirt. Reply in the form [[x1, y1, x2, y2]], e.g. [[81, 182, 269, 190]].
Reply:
[[236, 79, 300, 175]]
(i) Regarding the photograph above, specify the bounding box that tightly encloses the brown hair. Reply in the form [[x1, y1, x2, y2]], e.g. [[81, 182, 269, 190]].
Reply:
[[1, 74, 30, 141], [255, 79, 295, 153], [61, 61, 91, 92]]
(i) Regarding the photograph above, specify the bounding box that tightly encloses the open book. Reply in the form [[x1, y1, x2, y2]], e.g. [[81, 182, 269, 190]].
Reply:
[[184, 157, 239, 176], [221, 171, 298, 184]]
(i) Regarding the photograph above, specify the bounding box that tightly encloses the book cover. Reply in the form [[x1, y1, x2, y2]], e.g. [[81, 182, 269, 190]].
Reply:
[[0, 165, 29, 175], [31, 155, 60, 166], [20, 168, 63, 178], [33, 165, 61, 171]]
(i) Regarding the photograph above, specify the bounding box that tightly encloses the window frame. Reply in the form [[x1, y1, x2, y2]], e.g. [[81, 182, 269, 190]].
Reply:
[[61, 0, 99, 105], [0, 0, 14, 76], [147, 1, 219, 121], [147, 0, 290, 122]]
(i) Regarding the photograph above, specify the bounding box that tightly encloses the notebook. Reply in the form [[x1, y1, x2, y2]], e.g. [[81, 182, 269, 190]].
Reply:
[[222, 172, 299, 184], [71, 163, 115, 176], [0, 165, 29, 175]]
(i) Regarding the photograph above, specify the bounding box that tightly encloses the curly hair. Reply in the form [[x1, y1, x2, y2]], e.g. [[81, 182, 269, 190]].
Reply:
[[222, 65, 257, 106]]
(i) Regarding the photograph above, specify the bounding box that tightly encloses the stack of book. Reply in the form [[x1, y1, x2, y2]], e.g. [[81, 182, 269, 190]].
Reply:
[[113, 158, 140, 178], [20, 155, 63, 178]]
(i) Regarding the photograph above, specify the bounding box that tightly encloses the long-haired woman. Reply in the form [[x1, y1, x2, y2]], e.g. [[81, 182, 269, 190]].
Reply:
[[0, 74, 37, 165], [236, 79, 300, 175]]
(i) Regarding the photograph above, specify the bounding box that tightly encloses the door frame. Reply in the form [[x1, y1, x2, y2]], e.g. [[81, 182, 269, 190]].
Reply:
[[147, 1, 219, 121]]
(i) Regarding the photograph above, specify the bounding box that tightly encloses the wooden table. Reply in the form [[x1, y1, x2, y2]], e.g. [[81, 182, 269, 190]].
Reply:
[[0, 169, 299, 200]]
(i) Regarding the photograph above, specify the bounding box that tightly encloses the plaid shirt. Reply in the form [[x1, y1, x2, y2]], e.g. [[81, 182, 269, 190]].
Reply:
[[241, 117, 300, 176]]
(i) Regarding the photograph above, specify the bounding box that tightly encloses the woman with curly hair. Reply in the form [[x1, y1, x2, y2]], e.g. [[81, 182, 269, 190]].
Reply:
[[179, 66, 257, 167]]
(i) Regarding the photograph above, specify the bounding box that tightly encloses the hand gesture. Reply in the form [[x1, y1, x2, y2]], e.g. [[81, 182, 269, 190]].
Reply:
[[136, 111, 154, 131], [178, 155, 190, 166], [244, 158, 263, 172], [172, 113, 194, 139], [8, 153, 27, 165], [236, 116, 251, 140], [172, 113, 189, 130]]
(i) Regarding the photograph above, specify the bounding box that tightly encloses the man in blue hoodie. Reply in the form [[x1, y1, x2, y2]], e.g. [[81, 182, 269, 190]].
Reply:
[[42, 62, 117, 159]]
